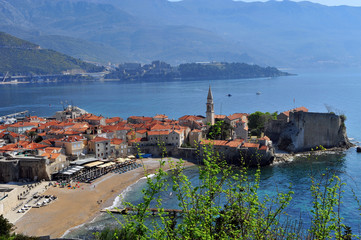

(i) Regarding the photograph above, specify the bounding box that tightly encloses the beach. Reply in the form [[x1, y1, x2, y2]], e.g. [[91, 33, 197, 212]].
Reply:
[[14, 158, 195, 238]]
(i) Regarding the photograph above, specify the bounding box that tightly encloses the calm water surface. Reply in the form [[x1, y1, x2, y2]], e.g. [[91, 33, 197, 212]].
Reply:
[[1, 69, 361, 238]]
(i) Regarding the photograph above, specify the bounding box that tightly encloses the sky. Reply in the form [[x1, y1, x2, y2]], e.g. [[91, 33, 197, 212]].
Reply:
[[238, 0, 361, 6], [169, 0, 361, 7]]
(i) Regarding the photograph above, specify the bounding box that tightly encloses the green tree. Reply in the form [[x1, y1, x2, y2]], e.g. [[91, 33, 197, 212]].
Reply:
[[0, 215, 14, 237], [248, 111, 277, 137], [207, 120, 233, 140]]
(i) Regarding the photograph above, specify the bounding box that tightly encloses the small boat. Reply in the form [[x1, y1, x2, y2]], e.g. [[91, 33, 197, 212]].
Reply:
[[256, 92, 261, 95], [227, 94, 232, 97]]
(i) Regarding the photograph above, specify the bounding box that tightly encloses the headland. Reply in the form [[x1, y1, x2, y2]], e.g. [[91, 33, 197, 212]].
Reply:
[[0, 86, 352, 238]]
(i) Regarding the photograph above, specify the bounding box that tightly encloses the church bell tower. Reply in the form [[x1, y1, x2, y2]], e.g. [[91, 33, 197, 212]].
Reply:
[[206, 85, 215, 125]]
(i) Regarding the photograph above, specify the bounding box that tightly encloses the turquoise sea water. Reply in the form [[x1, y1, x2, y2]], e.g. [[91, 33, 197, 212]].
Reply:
[[1, 69, 361, 238]]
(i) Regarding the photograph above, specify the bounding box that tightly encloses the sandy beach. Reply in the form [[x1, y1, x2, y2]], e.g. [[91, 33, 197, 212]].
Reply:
[[14, 158, 195, 238]]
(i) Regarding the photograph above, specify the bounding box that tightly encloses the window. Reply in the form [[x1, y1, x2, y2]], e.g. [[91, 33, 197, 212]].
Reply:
[[97, 144, 99, 147]]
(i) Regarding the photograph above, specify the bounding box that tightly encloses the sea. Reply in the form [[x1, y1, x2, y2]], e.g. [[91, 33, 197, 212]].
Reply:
[[1, 68, 361, 238]]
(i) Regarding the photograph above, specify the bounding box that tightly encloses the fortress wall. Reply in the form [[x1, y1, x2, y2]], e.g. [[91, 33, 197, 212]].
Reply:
[[290, 112, 342, 151], [265, 120, 287, 142], [0, 161, 19, 183], [18, 158, 50, 181]]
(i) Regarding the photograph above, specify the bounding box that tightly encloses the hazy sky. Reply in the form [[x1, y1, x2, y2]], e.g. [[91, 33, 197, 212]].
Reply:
[[238, 0, 361, 6], [169, 0, 361, 7]]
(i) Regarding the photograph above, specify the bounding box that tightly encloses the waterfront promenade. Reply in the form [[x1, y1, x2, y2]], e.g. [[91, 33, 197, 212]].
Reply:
[[14, 157, 195, 238]]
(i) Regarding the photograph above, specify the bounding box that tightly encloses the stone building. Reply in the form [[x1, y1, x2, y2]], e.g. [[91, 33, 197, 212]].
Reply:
[[88, 136, 111, 159]]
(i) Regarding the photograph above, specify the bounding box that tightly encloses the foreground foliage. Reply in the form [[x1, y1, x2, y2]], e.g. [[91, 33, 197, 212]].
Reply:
[[96, 145, 355, 240], [0, 215, 38, 240]]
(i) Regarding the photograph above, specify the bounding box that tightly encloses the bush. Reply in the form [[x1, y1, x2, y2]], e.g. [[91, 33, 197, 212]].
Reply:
[[98, 145, 354, 239]]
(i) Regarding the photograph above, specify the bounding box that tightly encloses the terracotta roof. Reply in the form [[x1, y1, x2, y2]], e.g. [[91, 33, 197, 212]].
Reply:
[[150, 123, 172, 131], [136, 129, 147, 134], [90, 136, 109, 142], [106, 117, 121, 124], [44, 147, 62, 153], [281, 107, 308, 117], [128, 116, 153, 122], [171, 130, 183, 135], [259, 146, 268, 151], [0, 144, 19, 152], [9, 122, 38, 128], [0, 131, 19, 139], [179, 115, 203, 121], [57, 135, 85, 143], [24, 142, 48, 150], [111, 138, 124, 145], [147, 131, 170, 136], [84, 115, 104, 121], [200, 139, 242, 148], [227, 113, 248, 121], [129, 138, 142, 144], [242, 143, 260, 149], [41, 139, 56, 146], [42, 152, 61, 160]]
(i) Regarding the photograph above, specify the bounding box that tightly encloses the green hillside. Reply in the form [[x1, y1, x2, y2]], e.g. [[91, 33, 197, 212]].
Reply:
[[0, 32, 104, 75]]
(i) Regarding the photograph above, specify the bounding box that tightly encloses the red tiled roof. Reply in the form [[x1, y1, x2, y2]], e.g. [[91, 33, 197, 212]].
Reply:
[[9, 122, 38, 128], [281, 107, 308, 117], [129, 138, 142, 143], [153, 114, 168, 119], [90, 136, 109, 142], [57, 135, 85, 143], [128, 116, 153, 122], [179, 115, 203, 121], [83, 115, 104, 121], [200, 139, 242, 148], [227, 113, 248, 121], [42, 152, 61, 160], [44, 147, 62, 153], [259, 146, 268, 151], [136, 129, 147, 134], [147, 131, 169, 136], [111, 138, 124, 145], [24, 142, 48, 150], [243, 143, 260, 149], [150, 123, 172, 131], [106, 117, 121, 124]]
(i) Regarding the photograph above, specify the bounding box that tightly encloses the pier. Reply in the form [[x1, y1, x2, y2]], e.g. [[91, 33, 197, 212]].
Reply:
[[0, 111, 29, 119]]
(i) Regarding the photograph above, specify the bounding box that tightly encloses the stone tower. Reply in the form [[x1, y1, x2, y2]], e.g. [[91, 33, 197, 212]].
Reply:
[[206, 85, 215, 125]]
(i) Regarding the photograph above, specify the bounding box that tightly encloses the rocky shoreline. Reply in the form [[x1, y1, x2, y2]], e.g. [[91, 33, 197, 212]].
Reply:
[[272, 146, 353, 165]]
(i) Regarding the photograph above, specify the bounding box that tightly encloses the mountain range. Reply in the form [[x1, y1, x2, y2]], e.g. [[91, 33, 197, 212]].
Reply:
[[0, 32, 104, 75], [0, 0, 360, 68]]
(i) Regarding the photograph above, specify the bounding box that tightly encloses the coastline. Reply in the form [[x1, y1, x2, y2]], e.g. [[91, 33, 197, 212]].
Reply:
[[273, 146, 352, 165], [14, 157, 195, 238]]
